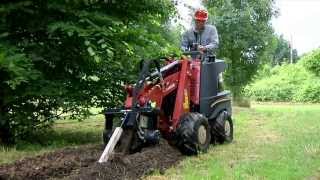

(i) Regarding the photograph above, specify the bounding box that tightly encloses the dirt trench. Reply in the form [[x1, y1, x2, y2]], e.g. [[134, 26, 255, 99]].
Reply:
[[0, 140, 183, 180]]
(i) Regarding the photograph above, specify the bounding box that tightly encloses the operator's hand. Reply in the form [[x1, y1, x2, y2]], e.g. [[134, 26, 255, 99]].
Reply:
[[199, 45, 206, 54]]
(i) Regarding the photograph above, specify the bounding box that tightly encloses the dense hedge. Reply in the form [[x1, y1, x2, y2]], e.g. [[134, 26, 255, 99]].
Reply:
[[245, 49, 320, 102]]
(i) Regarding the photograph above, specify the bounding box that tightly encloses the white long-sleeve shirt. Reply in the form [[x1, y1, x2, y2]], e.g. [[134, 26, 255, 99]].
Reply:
[[181, 24, 219, 55]]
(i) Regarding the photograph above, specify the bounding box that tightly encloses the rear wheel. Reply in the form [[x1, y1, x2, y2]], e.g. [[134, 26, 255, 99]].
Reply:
[[176, 112, 211, 155], [211, 111, 233, 144]]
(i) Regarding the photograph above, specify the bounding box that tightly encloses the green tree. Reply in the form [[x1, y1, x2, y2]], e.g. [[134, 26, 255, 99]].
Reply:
[[0, 0, 176, 143], [292, 49, 298, 63], [272, 35, 298, 65], [273, 35, 290, 65], [206, 0, 276, 98]]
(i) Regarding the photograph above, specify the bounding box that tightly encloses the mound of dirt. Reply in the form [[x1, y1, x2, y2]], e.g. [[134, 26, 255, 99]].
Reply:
[[0, 140, 182, 180]]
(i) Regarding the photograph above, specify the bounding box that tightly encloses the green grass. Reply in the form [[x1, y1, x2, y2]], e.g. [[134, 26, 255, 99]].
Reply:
[[0, 115, 104, 165], [151, 104, 320, 180]]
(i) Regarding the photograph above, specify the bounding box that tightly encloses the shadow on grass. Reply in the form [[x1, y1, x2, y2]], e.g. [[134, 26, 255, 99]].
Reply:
[[11, 128, 102, 151]]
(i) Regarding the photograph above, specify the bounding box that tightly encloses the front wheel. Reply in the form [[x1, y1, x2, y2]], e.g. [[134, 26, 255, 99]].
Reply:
[[211, 111, 233, 144], [176, 112, 211, 155]]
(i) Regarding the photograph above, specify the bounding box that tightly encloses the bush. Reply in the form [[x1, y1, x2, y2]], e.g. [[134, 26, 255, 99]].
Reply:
[[293, 79, 320, 103], [244, 63, 320, 103], [301, 49, 320, 77]]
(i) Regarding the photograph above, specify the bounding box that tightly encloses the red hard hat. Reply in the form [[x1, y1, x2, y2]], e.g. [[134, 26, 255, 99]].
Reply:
[[194, 9, 208, 21]]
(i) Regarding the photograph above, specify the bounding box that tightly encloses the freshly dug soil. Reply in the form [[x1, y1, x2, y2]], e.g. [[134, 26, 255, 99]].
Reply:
[[0, 140, 183, 180]]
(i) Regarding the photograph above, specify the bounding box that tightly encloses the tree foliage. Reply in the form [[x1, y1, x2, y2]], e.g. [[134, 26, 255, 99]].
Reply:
[[205, 0, 276, 97], [0, 0, 176, 143]]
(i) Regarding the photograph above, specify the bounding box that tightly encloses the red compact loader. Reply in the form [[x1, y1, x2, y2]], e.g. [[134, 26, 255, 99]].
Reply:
[[99, 51, 233, 162]]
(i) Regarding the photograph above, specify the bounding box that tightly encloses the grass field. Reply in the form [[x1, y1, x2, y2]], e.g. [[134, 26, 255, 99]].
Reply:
[[1, 103, 320, 179], [151, 104, 320, 180]]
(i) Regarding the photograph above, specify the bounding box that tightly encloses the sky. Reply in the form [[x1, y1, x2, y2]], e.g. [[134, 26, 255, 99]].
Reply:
[[272, 0, 320, 55], [176, 0, 320, 55], [175, 0, 203, 28]]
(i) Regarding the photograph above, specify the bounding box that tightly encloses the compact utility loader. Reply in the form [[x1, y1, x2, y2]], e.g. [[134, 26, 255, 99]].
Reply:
[[99, 51, 233, 163]]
